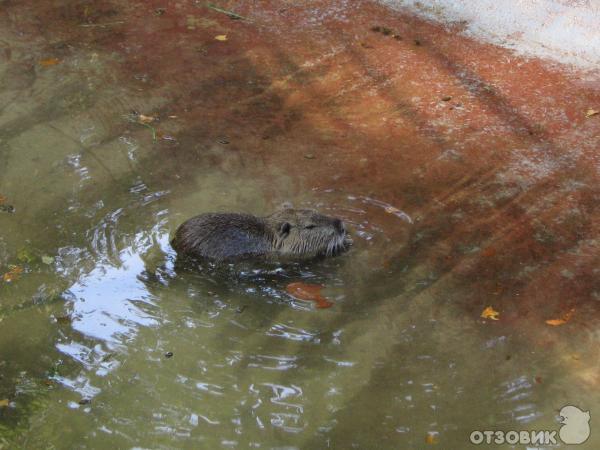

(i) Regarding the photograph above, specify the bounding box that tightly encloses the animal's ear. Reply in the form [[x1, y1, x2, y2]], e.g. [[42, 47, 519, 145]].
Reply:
[[278, 222, 291, 237]]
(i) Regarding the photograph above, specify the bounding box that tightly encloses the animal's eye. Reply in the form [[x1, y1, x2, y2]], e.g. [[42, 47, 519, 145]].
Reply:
[[305, 224, 316, 229]]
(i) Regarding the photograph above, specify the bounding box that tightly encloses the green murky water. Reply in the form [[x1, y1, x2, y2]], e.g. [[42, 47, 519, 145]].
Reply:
[[1, 37, 598, 450]]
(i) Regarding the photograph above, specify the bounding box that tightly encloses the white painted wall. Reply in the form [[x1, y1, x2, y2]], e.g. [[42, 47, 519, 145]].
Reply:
[[378, 0, 600, 69]]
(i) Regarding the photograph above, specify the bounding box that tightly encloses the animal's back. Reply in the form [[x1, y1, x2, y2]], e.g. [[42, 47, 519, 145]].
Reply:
[[171, 213, 273, 260]]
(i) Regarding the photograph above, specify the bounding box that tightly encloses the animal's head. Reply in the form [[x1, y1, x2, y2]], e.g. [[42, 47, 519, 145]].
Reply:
[[559, 405, 590, 426], [268, 207, 351, 258]]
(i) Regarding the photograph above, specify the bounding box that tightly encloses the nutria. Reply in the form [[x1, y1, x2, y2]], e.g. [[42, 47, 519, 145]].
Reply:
[[171, 208, 350, 261]]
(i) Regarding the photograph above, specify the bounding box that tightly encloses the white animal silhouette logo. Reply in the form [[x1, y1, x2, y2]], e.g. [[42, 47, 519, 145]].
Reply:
[[559, 405, 591, 444]]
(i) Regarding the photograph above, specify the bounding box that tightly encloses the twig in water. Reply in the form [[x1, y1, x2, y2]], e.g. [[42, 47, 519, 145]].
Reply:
[[206, 3, 249, 21], [80, 21, 126, 28]]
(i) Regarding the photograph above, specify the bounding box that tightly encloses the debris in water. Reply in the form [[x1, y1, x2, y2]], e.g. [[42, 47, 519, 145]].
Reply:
[[214, 35, 228, 41], [545, 308, 575, 326], [137, 114, 156, 124], [414, 39, 422, 46], [41, 255, 54, 265], [17, 248, 36, 264], [206, 3, 249, 21], [0, 205, 15, 213], [585, 109, 599, 118], [425, 431, 439, 444], [124, 112, 158, 142], [78, 398, 91, 405], [0, 399, 9, 408], [79, 21, 125, 28], [304, 153, 316, 159], [164, 351, 174, 358], [480, 306, 500, 321], [55, 315, 72, 325], [370, 25, 401, 40], [2, 265, 23, 283], [441, 96, 452, 102], [39, 58, 60, 67], [286, 282, 333, 309]]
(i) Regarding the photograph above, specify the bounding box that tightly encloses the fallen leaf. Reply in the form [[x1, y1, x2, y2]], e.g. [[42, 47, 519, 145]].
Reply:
[[481, 306, 500, 320], [425, 432, 439, 444], [39, 58, 60, 67], [286, 282, 333, 309], [3, 265, 23, 283], [0, 194, 5, 204], [214, 34, 228, 41], [545, 308, 575, 326], [585, 109, 599, 118], [137, 114, 156, 124], [0, 399, 9, 407]]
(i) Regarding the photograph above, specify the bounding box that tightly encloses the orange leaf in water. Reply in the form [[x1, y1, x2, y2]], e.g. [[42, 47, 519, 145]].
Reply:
[[214, 35, 228, 41], [0, 194, 5, 204], [39, 58, 60, 67], [286, 282, 333, 309], [2, 265, 23, 283], [545, 308, 575, 326], [0, 399, 9, 408], [481, 306, 499, 320]]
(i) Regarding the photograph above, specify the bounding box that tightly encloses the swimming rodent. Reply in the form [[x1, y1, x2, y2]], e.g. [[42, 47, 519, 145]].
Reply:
[[171, 207, 351, 261]]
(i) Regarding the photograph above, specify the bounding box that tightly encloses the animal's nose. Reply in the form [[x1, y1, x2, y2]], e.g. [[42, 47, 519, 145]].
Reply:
[[333, 218, 345, 234]]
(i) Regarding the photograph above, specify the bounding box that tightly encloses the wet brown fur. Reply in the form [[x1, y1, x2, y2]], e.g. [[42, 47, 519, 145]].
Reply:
[[171, 208, 350, 261]]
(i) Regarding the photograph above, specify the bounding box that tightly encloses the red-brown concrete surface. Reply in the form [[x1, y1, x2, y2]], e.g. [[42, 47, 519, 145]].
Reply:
[[2, 0, 599, 326]]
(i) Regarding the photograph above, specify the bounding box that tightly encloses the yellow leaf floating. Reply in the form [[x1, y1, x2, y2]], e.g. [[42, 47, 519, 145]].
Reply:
[[585, 109, 599, 118], [137, 114, 156, 124], [481, 306, 500, 320], [214, 34, 228, 41], [425, 432, 439, 445], [545, 308, 575, 326], [0, 399, 9, 407]]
